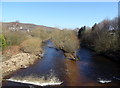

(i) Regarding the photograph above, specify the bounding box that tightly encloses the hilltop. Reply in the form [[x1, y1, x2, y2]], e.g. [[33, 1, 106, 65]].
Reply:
[[2, 22, 56, 31]]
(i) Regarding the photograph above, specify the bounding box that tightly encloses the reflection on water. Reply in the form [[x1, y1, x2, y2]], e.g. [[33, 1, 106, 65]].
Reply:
[[76, 48, 120, 86], [2, 41, 120, 87]]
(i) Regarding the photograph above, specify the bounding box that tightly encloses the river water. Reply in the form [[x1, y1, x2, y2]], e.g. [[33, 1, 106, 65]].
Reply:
[[2, 40, 120, 87]]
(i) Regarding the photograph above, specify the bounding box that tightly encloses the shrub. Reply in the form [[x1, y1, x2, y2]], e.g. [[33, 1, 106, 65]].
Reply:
[[20, 37, 42, 55], [3, 31, 28, 46], [51, 29, 79, 53], [81, 29, 92, 44], [30, 28, 51, 41], [94, 31, 119, 53], [80, 17, 120, 54], [0, 34, 6, 49]]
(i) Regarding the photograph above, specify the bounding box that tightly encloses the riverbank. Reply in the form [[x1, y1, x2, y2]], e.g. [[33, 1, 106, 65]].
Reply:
[[80, 43, 120, 63], [2, 38, 78, 80], [2, 46, 120, 87], [2, 52, 43, 78], [99, 51, 120, 63]]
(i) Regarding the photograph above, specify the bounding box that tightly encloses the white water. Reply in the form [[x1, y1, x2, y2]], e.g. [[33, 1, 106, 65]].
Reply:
[[113, 76, 120, 80], [98, 78, 111, 84], [7, 78, 63, 86], [6, 71, 63, 86]]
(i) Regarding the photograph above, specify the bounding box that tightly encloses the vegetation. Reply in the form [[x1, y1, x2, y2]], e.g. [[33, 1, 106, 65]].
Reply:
[[29, 27, 80, 57], [94, 30, 119, 53], [30, 28, 51, 41], [78, 17, 120, 61], [2, 17, 119, 61], [2, 23, 80, 60], [51, 29, 79, 53], [3, 30, 28, 46], [20, 37, 42, 55], [0, 34, 6, 50]]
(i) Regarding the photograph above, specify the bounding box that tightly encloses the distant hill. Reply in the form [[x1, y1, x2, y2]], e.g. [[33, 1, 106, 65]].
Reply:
[[2, 22, 56, 31]]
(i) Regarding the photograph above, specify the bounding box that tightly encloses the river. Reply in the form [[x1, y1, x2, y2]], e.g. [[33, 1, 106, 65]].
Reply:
[[2, 40, 120, 87]]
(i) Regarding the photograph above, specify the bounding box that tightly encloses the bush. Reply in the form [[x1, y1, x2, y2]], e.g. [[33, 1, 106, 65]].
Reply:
[[20, 37, 42, 55], [80, 17, 120, 54], [0, 34, 6, 49], [3, 31, 28, 46], [30, 28, 51, 41], [94, 31, 119, 53], [81, 29, 93, 46], [51, 29, 79, 53]]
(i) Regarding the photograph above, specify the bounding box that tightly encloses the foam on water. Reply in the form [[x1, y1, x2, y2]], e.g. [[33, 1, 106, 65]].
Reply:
[[113, 76, 120, 80], [6, 78, 63, 86], [6, 71, 63, 86], [98, 78, 111, 84]]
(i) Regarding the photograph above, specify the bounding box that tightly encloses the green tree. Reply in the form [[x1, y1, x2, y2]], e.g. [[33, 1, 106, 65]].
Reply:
[[0, 34, 6, 50]]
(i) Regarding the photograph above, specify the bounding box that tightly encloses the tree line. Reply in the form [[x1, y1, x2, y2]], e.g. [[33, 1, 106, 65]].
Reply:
[[78, 17, 120, 61]]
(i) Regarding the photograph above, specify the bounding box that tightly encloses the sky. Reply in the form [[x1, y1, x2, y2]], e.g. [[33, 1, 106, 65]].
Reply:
[[1, 0, 119, 2], [2, 2, 118, 29]]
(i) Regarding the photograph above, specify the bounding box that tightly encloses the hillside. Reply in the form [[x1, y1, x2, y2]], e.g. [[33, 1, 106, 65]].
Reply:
[[2, 22, 56, 31]]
